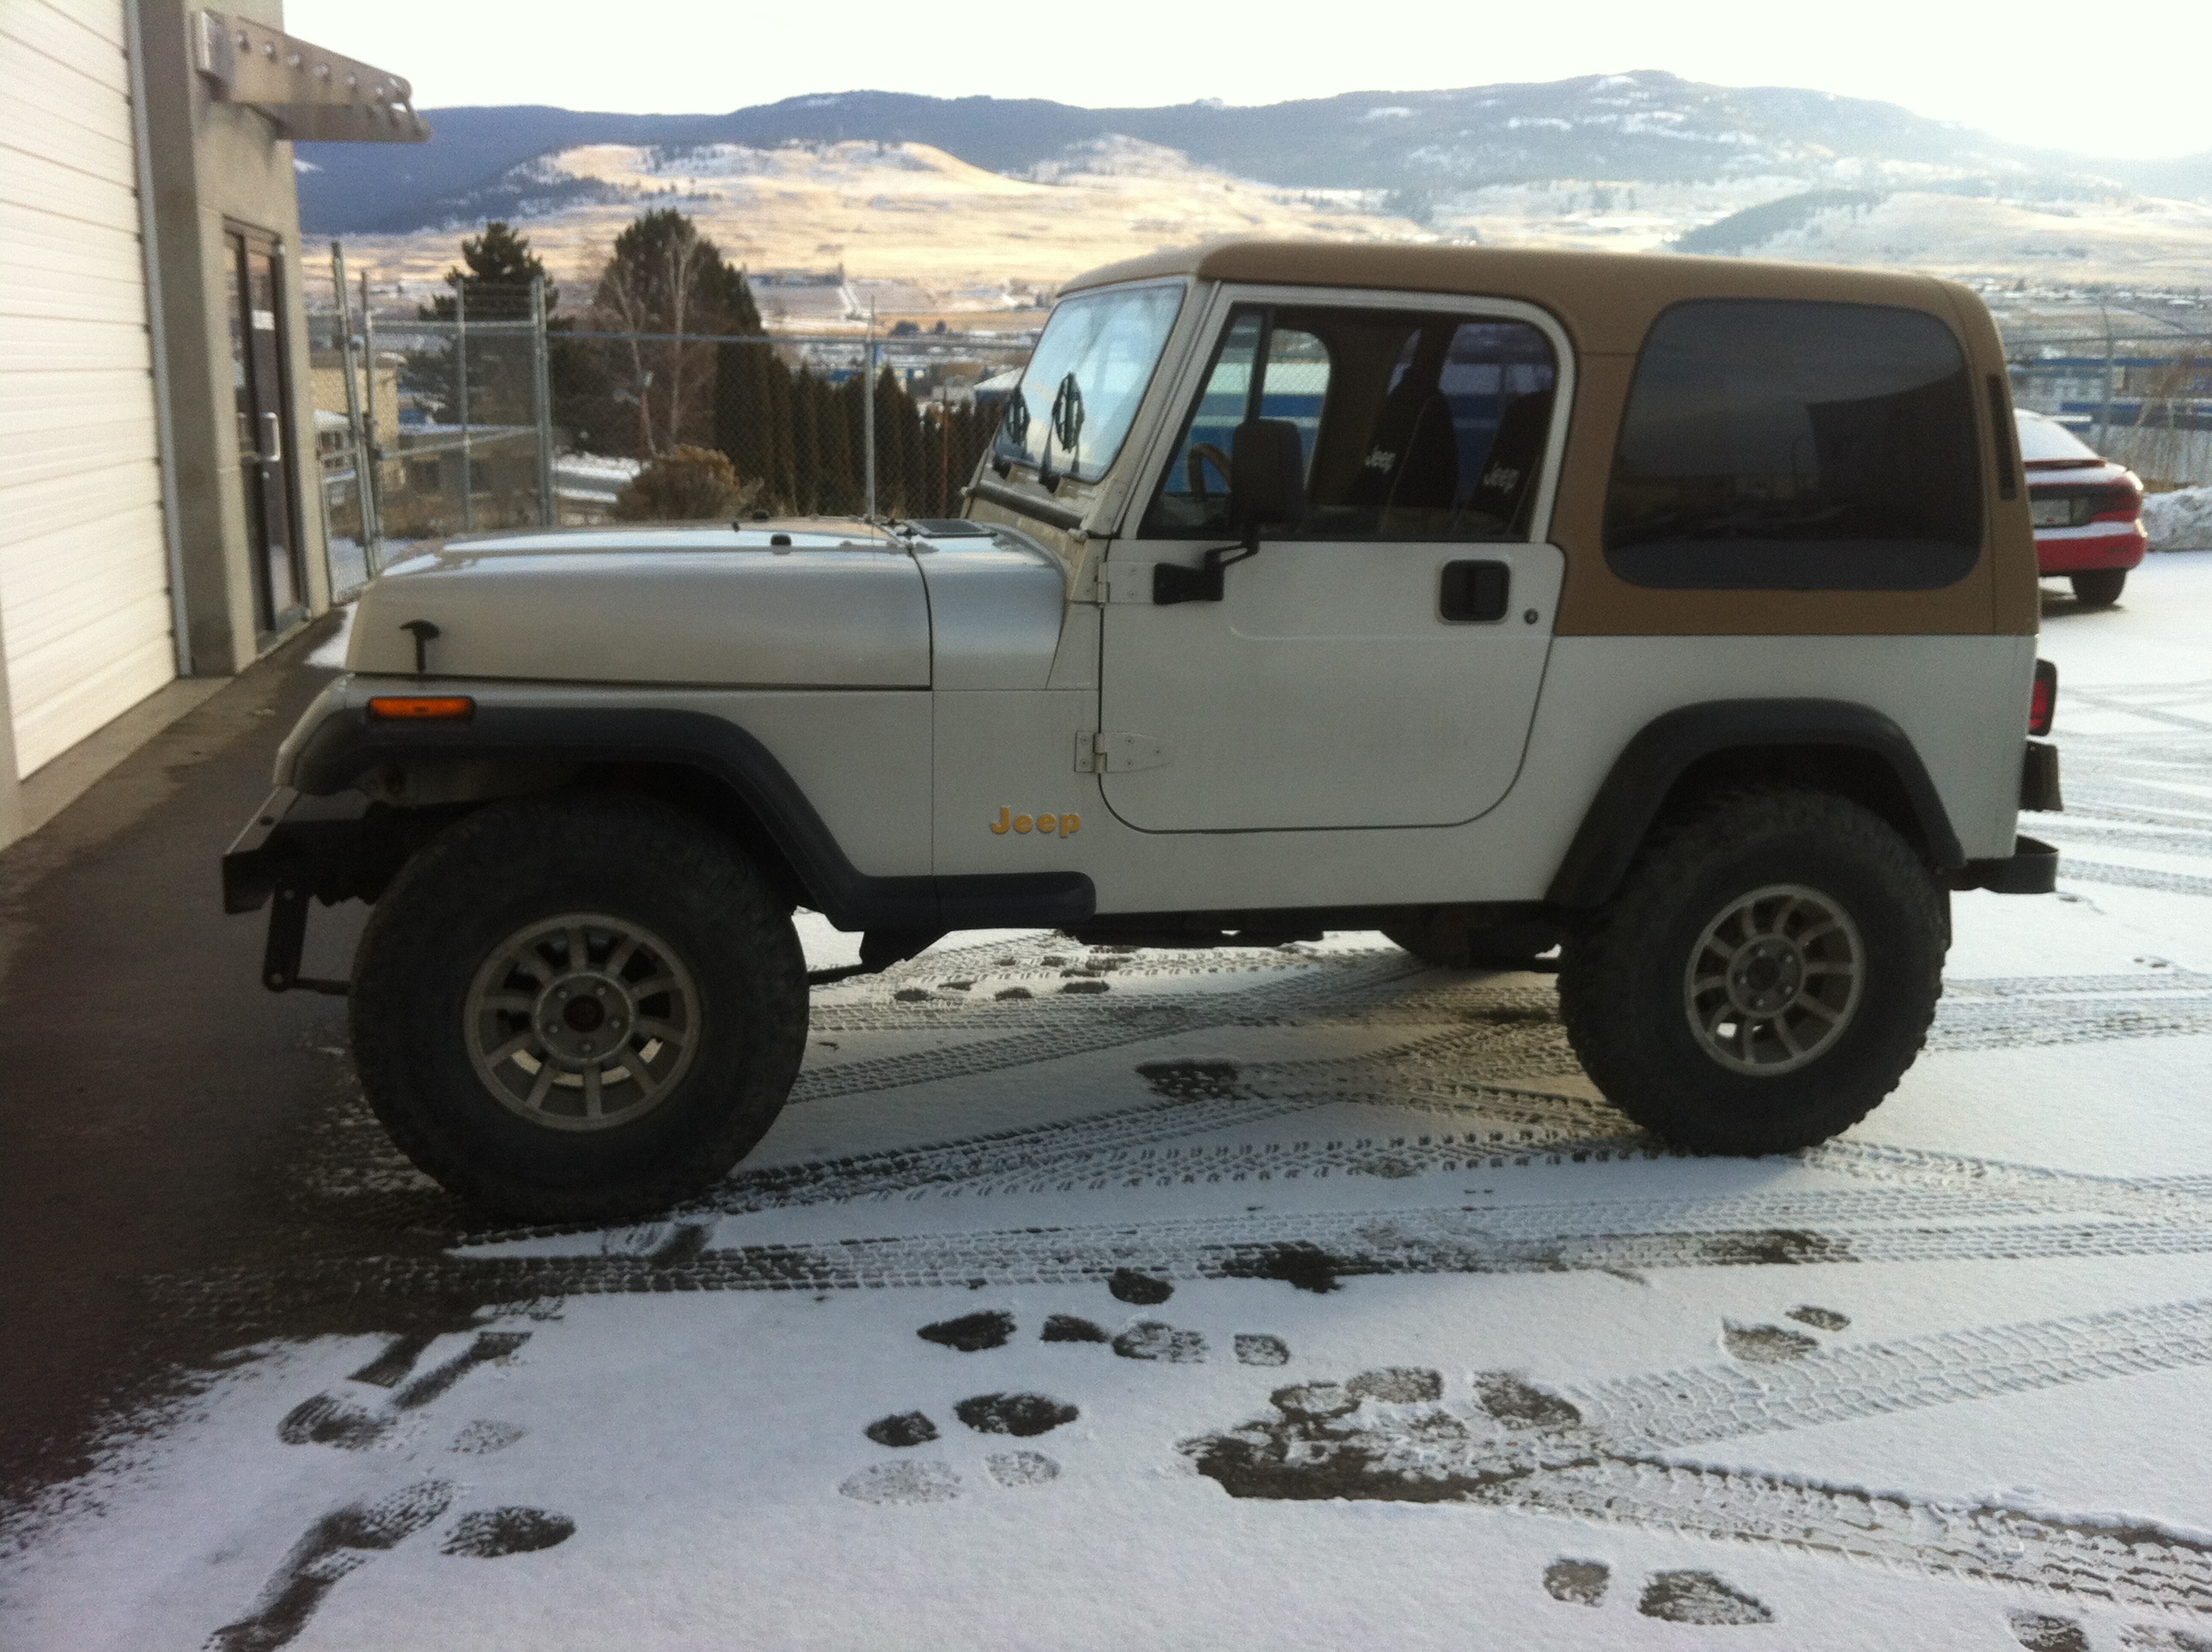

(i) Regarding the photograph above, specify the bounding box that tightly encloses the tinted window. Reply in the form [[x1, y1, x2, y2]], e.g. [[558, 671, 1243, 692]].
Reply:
[[1142, 305, 1557, 541], [1604, 300, 1981, 590], [992, 282, 1183, 483]]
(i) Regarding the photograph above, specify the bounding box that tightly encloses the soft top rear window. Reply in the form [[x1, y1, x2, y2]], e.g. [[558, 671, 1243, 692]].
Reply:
[[1604, 300, 1982, 591]]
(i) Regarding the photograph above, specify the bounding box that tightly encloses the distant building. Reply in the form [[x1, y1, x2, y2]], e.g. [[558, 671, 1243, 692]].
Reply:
[[748, 268, 858, 325], [0, 3, 423, 847]]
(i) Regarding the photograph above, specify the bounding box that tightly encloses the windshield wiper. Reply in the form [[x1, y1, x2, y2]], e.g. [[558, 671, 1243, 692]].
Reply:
[[966, 473, 1088, 533]]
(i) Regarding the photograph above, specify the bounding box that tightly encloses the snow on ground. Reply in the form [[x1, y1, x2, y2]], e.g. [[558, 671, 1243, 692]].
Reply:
[[306, 603, 355, 669], [9, 561, 2212, 1650], [2148, 488, 2212, 554]]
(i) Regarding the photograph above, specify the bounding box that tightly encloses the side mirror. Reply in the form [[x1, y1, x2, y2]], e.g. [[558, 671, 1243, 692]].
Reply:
[[1228, 418, 1305, 540], [1152, 419, 1306, 607]]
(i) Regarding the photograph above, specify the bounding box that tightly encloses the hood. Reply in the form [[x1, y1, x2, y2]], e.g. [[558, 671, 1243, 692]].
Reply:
[[348, 521, 932, 687]]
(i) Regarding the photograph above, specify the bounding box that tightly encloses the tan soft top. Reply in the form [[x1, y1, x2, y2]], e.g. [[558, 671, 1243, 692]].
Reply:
[[1061, 238, 1971, 356], [1060, 237, 2029, 637]]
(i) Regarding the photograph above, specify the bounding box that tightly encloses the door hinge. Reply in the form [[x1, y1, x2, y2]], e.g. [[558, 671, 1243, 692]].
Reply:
[[1074, 730, 1171, 773]]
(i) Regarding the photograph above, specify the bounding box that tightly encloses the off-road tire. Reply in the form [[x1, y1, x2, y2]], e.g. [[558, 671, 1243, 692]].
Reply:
[[351, 791, 808, 1221], [1557, 786, 1945, 1155], [1384, 912, 1560, 971], [2069, 569, 2126, 608]]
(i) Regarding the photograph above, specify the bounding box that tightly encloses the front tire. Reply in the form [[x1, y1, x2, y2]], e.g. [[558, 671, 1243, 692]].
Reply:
[[351, 792, 808, 1221], [1557, 787, 1945, 1155], [2070, 569, 2126, 608]]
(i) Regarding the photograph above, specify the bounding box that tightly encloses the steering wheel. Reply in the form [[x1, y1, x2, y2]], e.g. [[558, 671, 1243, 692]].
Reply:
[[1185, 443, 1232, 512]]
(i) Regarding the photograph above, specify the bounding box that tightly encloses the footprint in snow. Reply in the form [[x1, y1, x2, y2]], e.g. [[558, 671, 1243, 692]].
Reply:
[[917, 1311, 1015, 1352], [840, 1461, 963, 1505], [277, 1330, 530, 1451], [205, 1480, 456, 1651], [1722, 1302, 1854, 1364], [449, 1419, 527, 1455], [854, 1298, 1293, 1503], [953, 1392, 1078, 1437], [2011, 1610, 2091, 1651], [1638, 1570, 1773, 1625], [1108, 1268, 1174, 1305], [439, 1507, 575, 1559], [1543, 1558, 1610, 1606]]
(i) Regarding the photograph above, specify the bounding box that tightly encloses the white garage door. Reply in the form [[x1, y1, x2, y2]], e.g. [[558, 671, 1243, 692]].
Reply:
[[0, 0, 175, 778]]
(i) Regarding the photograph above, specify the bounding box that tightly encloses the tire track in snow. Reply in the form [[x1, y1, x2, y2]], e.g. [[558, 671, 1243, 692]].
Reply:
[[1185, 1300, 2212, 1613], [154, 1204, 2212, 1324], [791, 953, 1430, 1105]]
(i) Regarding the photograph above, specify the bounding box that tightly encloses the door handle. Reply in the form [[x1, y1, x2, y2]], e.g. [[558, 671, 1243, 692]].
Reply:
[[259, 410, 282, 468], [1440, 559, 1510, 623]]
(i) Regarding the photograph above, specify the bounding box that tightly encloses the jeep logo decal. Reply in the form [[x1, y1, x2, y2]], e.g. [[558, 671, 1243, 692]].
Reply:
[[990, 807, 1080, 837]]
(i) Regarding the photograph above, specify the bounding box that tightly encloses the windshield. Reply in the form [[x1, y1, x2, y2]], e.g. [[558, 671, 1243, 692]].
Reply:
[[992, 282, 1183, 484]]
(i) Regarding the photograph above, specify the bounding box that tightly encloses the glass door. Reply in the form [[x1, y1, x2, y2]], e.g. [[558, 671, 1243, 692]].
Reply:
[[226, 230, 306, 637]]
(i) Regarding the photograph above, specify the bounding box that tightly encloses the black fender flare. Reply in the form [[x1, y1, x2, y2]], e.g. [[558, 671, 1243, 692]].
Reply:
[[1544, 698, 1963, 910], [288, 702, 1092, 932]]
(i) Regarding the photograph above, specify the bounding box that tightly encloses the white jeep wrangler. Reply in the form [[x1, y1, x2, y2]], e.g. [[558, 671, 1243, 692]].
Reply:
[[226, 239, 2062, 1220]]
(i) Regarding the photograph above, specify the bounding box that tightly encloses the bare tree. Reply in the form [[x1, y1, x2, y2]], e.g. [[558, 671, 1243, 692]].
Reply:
[[589, 210, 760, 456]]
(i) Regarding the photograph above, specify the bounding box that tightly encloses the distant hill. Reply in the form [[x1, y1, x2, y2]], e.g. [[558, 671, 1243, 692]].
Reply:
[[296, 73, 2212, 238], [1673, 190, 1886, 256]]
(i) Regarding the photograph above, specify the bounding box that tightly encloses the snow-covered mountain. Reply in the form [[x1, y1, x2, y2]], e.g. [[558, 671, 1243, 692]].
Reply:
[[296, 72, 2212, 238]]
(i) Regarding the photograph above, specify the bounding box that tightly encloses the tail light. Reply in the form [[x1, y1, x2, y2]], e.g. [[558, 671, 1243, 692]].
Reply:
[[2029, 660, 2057, 737], [2087, 480, 2145, 524]]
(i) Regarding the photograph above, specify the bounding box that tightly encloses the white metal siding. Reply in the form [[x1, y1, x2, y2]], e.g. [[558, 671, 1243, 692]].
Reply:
[[0, 0, 173, 777]]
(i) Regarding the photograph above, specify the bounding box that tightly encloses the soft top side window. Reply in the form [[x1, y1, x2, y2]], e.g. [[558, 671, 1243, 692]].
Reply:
[[1604, 299, 1982, 591], [1141, 303, 1558, 542]]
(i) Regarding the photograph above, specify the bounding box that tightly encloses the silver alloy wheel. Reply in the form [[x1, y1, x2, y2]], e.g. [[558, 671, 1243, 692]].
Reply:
[[463, 913, 701, 1131], [1683, 882, 1864, 1077]]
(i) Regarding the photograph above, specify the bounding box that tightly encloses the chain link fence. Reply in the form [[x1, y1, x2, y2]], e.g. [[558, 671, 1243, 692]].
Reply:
[[311, 253, 2212, 602], [2003, 323, 2212, 492], [307, 259, 1033, 599]]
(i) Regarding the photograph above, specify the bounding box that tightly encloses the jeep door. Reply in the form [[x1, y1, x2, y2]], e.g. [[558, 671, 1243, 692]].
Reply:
[[1097, 288, 1572, 831]]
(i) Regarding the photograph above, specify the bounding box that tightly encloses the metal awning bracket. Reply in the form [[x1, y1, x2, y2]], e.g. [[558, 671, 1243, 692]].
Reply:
[[193, 10, 430, 143]]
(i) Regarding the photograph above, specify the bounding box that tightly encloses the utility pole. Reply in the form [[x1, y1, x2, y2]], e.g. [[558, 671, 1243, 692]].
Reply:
[[358, 268, 385, 574], [329, 241, 380, 579], [2098, 302, 2116, 453], [456, 279, 474, 532], [863, 304, 878, 521], [531, 275, 556, 526]]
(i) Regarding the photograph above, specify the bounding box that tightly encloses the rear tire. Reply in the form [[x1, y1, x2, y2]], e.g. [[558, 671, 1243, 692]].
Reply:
[[1557, 786, 1944, 1155], [2070, 569, 2126, 608], [351, 791, 807, 1222]]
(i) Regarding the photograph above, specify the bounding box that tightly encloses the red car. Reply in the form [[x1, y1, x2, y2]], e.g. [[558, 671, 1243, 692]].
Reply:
[[2015, 409, 2147, 607]]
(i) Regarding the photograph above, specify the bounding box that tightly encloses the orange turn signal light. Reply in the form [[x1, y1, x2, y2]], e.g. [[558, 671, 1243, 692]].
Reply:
[[366, 695, 474, 722]]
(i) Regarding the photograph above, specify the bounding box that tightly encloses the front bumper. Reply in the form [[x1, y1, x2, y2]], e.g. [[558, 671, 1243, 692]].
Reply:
[[222, 787, 374, 914], [224, 788, 377, 992]]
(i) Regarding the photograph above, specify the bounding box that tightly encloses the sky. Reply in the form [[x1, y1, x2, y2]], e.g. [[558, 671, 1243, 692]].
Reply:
[[285, 0, 2211, 161]]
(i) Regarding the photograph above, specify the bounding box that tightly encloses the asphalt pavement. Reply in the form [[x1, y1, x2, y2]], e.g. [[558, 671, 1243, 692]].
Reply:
[[0, 615, 456, 1515]]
